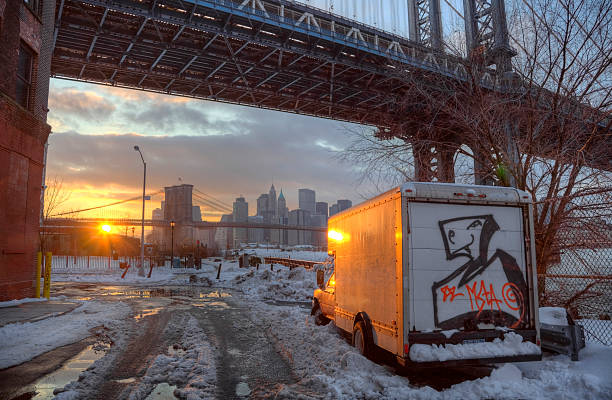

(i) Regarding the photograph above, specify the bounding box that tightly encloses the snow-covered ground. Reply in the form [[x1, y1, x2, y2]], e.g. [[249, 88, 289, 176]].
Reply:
[[0, 300, 130, 369], [5, 253, 612, 399]]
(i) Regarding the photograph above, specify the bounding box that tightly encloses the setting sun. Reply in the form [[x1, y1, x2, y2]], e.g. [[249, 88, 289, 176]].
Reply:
[[101, 224, 112, 233]]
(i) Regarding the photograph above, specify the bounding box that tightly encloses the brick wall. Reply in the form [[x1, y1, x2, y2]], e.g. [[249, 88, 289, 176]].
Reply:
[[0, 0, 52, 301]]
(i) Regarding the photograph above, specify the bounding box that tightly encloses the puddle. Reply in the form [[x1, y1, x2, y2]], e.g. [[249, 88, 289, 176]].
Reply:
[[133, 307, 164, 320], [75, 296, 93, 301], [265, 300, 312, 309], [105, 288, 231, 299], [235, 382, 251, 397], [115, 377, 137, 384], [28, 343, 109, 399], [145, 382, 177, 399], [200, 291, 232, 298]]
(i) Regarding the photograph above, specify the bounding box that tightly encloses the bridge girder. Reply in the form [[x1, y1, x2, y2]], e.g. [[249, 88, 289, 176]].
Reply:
[[52, 0, 487, 126]]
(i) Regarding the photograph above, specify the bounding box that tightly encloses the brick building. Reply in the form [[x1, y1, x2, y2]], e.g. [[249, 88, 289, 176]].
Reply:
[[0, 0, 54, 300]]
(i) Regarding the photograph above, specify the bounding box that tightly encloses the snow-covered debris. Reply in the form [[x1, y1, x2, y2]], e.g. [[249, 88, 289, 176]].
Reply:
[[136, 316, 217, 399], [409, 332, 541, 362], [540, 307, 569, 326], [0, 300, 130, 369], [231, 266, 316, 301]]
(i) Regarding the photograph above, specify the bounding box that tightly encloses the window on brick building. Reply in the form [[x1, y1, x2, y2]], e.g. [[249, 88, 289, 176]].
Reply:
[[16, 42, 34, 109], [23, 0, 41, 15]]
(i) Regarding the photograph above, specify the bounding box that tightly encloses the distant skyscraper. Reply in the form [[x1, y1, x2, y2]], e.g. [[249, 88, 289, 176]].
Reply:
[[233, 197, 248, 247], [256, 194, 269, 216], [329, 203, 339, 217], [315, 202, 328, 217], [298, 188, 316, 214], [248, 216, 264, 243], [277, 189, 288, 218], [288, 209, 311, 246], [337, 199, 352, 212], [268, 184, 277, 217], [215, 214, 233, 250]]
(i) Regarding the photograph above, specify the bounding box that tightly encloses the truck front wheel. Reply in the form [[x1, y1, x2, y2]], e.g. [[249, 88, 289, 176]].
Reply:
[[311, 302, 330, 326], [352, 321, 372, 358]]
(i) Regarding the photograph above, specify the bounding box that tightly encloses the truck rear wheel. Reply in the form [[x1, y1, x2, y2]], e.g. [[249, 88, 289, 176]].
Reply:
[[352, 321, 372, 358]]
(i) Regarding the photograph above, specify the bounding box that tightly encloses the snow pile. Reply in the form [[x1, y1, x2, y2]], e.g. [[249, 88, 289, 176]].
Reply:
[[249, 301, 612, 399], [232, 266, 317, 301], [0, 300, 130, 369], [249, 249, 328, 262], [409, 332, 541, 362], [53, 266, 201, 284], [135, 316, 217, 399], [540, 307, 569, 326], [0, 296, 63, 308]]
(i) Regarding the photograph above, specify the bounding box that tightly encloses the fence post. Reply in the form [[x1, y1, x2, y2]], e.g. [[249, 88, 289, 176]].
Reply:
[[216, 263, 222, 279], [87, 255, 90, 269], [65, 255, 68, 268], [108, 255, 111, 269], [35, 252, 42, 298], [43, 252, 52, 299]]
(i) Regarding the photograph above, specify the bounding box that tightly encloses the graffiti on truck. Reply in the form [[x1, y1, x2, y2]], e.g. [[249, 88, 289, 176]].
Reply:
[[432, 215, 528, 329]]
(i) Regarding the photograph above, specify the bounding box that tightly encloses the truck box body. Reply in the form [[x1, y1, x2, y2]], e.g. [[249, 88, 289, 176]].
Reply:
[[324, 182, 541, 364]]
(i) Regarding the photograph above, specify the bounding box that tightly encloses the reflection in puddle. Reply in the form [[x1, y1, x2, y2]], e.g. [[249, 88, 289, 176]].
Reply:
[[30, 343, 109, 399], [200, 291, 231, 298], [192, 301, 229, 309], [133, 307, 163, 320], [115, 377, 137, 384], [145, 382, 177, 399]]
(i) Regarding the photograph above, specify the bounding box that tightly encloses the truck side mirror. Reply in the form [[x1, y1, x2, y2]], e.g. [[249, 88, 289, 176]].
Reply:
[[316, 269, 325, 289]]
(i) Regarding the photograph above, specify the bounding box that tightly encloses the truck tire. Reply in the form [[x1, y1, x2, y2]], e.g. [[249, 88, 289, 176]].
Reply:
[[352, 321, 372, 358], [311, 302, 330, 326]]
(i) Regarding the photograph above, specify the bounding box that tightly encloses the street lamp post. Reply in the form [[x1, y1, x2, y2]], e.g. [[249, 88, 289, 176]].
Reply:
[[133, 145, 146, 277], [170, 221, 175, 268]]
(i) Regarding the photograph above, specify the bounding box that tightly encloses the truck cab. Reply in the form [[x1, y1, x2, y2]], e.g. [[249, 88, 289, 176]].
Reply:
[[312, 182, 541, 365]]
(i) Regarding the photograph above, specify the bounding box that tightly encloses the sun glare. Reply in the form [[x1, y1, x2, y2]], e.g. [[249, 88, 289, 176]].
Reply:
[[101, 224, 112, 233]]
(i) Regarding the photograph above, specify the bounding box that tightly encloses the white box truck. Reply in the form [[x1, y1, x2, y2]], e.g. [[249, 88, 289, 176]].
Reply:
[[312, 182, 541, 365]]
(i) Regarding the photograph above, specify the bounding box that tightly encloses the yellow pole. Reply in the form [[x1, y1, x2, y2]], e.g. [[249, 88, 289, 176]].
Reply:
[[43, 252, 52, 299], [35, 252, 42, 298]]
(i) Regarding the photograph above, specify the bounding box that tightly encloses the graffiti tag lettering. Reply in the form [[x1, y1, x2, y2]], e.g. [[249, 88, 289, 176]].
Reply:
[[440, 285, 464, 302]]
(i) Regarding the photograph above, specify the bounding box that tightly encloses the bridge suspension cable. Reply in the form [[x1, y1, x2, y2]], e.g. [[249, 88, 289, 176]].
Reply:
[[49, 189, 164, 217], [193, 188, 233, 211], [192, 192, 232, 213]]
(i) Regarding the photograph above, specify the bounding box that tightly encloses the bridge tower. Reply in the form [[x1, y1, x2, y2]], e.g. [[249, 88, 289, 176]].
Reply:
[[407, 0, 515, 185]]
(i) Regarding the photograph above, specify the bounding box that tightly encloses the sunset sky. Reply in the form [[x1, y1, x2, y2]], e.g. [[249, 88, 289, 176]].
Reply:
[[45, 78, 375, 221]]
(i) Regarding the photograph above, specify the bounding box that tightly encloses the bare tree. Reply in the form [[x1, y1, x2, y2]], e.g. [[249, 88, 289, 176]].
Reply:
[[339, 0, 612, 310], [39, 176, 72, 253]]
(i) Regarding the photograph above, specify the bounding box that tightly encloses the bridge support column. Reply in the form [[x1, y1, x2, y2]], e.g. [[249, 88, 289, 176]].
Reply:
[[413, 143, 456, 183]]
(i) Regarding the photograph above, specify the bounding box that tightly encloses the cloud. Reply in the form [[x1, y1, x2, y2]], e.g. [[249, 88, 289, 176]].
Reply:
[[46, 79, 376, 218], [48, 88, 116, 125], [120, 101, 251, 136], [46, 118, 364, 215]]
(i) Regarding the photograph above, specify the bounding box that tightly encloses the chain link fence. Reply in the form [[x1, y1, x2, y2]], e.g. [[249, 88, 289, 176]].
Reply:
[[539, 194, 612, 346]]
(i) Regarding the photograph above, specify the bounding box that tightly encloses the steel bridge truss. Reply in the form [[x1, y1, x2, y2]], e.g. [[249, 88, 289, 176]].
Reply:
[[52, 0, 514, 126]]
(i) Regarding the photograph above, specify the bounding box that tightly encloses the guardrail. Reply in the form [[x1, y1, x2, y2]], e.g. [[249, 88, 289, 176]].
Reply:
[[263, 256, 325, 270]]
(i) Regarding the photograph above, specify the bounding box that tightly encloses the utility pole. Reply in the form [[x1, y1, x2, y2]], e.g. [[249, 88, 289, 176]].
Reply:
[[133, 145, 146, 277]]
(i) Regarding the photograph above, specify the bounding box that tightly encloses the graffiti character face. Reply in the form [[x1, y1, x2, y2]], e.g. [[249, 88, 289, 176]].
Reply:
[[438, 215, 499, 262]]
